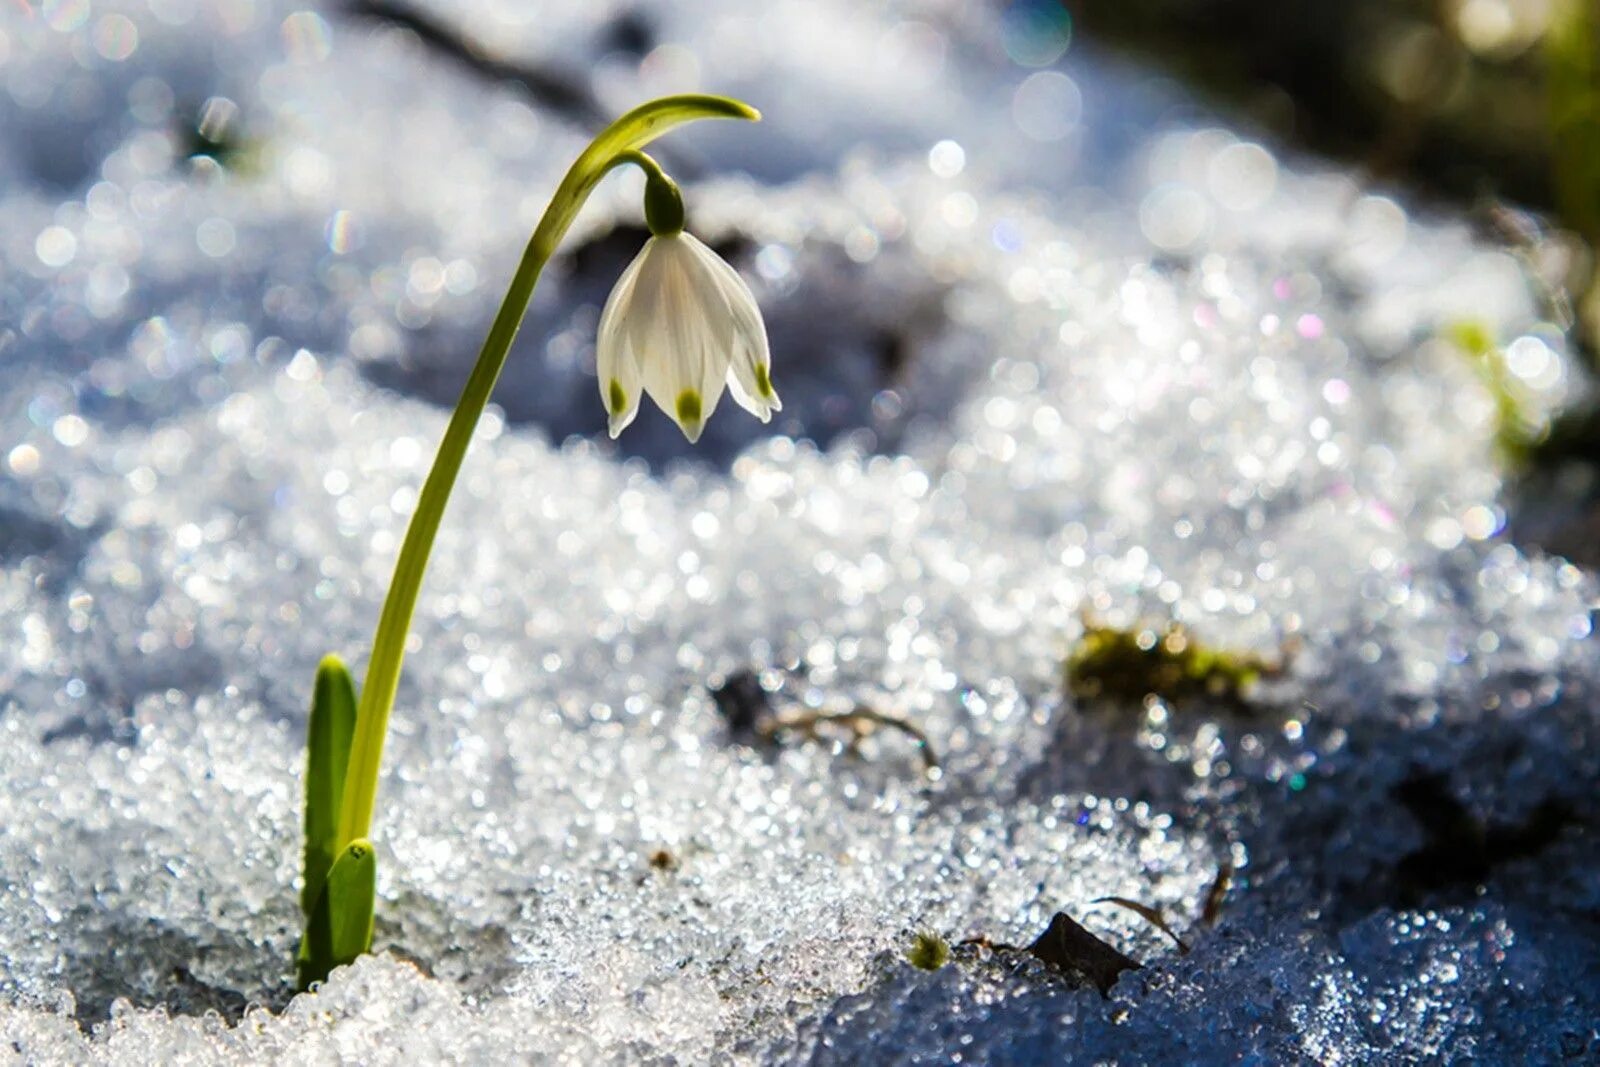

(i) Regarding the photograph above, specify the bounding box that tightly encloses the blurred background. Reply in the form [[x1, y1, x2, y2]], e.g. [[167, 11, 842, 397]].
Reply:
[[5, 0, 1598, 524], [1077, 0, 1600, 351], [1080, 0, 1600, 559]]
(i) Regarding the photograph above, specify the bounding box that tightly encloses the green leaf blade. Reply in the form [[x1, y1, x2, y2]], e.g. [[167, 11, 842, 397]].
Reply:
[[326, 838, 378, 966], [302, 654, 357, 917], [296, 838, 377, 991]]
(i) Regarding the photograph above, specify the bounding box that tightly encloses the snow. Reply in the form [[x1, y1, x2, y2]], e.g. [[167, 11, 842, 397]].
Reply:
[[1, 0, 1597, 1062]]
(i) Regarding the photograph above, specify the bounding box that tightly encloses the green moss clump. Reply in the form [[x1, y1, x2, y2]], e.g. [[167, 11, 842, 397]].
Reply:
[[1065, 622, 1280, 711], [907, 931, 951, 972], [1443, 319, 1548, 466]]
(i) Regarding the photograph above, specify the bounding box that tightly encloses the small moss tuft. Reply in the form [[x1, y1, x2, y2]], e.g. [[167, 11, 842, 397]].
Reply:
[[1065, 622, 1283, 712], [1442, 319, 1547, 466], [907, 930, 950, 971]]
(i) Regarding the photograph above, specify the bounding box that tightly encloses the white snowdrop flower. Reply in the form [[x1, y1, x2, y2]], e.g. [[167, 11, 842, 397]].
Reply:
[[597, 167, 779, 442]]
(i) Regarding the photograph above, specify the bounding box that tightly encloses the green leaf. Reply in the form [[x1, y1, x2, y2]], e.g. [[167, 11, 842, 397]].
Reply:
[[302, 655, 358, 918], [325, 838, 378, 965], [295, 886, 331, 991], [295, 838, 377, 990]]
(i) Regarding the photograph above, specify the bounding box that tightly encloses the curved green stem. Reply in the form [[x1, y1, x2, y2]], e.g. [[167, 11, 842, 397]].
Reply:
[[334, 94, 759, 850]]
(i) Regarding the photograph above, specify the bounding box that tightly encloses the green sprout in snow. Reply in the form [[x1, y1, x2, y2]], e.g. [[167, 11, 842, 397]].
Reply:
[[1064, 621, 1285, 714], [296, 95, 771, 989]]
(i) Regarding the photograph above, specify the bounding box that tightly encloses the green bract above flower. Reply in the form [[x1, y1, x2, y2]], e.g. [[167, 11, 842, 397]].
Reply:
[[598, 231, 780, 442]]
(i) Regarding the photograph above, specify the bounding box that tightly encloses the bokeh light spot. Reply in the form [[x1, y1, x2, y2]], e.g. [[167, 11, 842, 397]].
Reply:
[[1000, 0, 1073, 68]]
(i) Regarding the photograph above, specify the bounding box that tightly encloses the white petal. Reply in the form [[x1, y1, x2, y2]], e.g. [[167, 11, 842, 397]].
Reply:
[[597, 241, 652, 437], [629, 236, 727, 442], [725, 345, 780, 419], [602, 337, 645, 438], [686, 236, 780, 416], [694, 346, 729, 441], [725, 357, 771, 423], [677, 234, 741, 346], [621, 236, 671, 360]]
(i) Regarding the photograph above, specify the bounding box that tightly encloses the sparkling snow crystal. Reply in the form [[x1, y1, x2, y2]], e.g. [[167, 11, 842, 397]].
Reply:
[[1, 0, 1597, 1063]]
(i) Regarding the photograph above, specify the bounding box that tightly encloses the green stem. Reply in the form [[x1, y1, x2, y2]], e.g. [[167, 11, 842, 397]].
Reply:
[[335, 94, 759, 849]]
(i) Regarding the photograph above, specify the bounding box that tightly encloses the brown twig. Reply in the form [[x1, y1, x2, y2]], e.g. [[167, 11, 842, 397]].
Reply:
[[1092, 896, 1190, 954], [1200, 859, 1234, 928], [760, 704, 941, 773]]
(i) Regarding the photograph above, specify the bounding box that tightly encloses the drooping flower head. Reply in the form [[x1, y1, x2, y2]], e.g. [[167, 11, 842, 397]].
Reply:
[[597, 160, 779, 442]]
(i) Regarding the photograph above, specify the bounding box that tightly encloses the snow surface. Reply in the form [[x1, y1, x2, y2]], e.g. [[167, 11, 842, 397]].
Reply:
[[1, 0, 1598, 1062]]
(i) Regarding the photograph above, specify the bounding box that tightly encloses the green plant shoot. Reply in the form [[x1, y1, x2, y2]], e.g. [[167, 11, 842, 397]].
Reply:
[[301, 655, 356, 918], [296, 655, 359, 988], [296, 94, 761, 989]]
